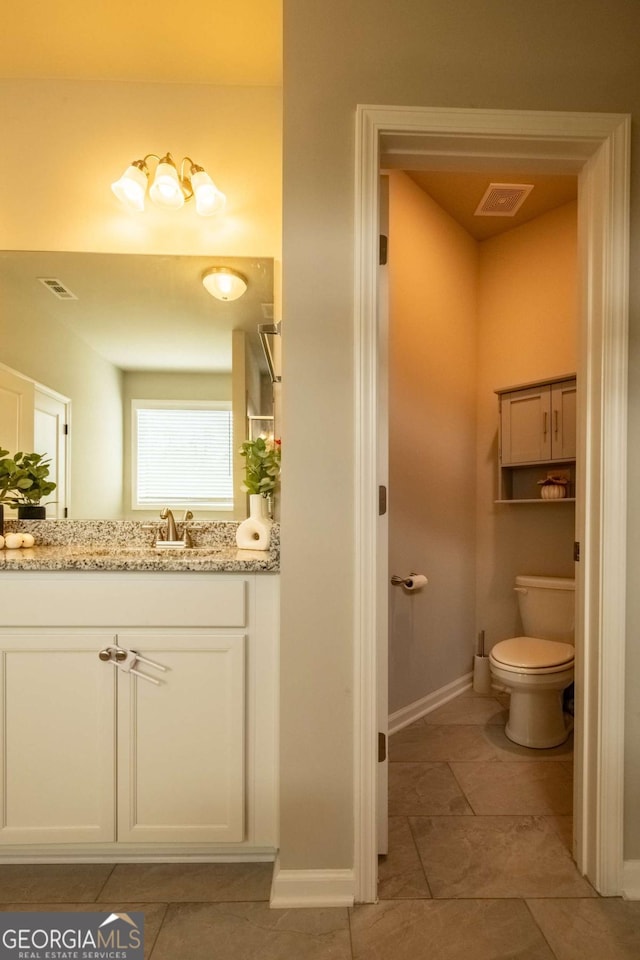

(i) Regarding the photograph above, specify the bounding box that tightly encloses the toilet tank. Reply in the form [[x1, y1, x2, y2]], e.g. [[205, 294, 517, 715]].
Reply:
[[515, 575, 575, 643]]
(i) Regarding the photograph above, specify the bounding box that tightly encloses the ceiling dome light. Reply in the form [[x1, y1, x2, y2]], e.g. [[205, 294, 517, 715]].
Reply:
[[149, 153, 184, 209], [202, 267, 248, 301], [111, 161, 148, 212], [191, 168, 226, 217]]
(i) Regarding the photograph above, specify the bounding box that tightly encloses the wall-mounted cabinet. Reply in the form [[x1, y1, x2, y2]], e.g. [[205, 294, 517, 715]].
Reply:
[[496, 375, 576, 503]]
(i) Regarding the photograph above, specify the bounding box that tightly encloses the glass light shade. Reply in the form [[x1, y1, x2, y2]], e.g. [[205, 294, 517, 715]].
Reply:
[[202, 268, 248, 301], [191, 169, 226, 217], [111, 164, 148, 212], [149, 159, 184, 209]]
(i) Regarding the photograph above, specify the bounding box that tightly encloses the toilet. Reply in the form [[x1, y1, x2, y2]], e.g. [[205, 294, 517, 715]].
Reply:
[[489, 575, 575, 748]]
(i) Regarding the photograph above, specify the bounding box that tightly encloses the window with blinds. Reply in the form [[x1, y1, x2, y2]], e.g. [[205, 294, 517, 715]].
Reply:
[[132, 400, 234, 510]]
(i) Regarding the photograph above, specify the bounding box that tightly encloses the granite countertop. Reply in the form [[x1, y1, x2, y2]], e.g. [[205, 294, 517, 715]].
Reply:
[[0, 519, 280, 573]]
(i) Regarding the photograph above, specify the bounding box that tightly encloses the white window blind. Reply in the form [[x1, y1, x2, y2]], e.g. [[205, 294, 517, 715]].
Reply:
[[132, 400, 233, 510]]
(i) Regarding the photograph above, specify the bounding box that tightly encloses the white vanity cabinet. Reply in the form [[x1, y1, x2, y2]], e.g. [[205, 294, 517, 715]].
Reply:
[[0, 572, 278, 860]]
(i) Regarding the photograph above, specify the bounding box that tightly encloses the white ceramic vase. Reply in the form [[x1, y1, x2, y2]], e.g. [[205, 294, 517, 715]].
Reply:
[[236, 494, 272, 551]]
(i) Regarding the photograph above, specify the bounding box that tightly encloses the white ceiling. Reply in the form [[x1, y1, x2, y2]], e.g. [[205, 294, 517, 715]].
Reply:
[[0, 252, 274, 373]]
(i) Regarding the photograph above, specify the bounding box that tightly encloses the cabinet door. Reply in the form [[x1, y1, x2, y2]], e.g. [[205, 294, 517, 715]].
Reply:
[[117, 632, 245, 844], [500, 386, 552, 464], [551, 380, 577, 460], [0, 632, 116, 845]]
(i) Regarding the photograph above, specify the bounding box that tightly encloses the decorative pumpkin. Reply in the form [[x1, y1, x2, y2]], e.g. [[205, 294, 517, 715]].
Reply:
[[540, 483, 567, 500], [538, 476, 569, 500]]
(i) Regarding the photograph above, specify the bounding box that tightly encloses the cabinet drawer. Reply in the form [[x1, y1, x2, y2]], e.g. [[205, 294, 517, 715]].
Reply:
[[0, 574, 247, 627]]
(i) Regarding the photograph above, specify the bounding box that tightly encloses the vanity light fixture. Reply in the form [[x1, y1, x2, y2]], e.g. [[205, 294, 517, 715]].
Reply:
[[202, 267, 248, 301], [111, 153, 226, 216]]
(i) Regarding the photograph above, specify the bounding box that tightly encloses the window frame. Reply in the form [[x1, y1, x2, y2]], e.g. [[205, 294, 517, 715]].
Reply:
[[131, 398, 234, 512]]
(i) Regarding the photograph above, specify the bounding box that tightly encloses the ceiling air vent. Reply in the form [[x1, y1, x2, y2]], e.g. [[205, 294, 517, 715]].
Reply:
[[474, 183, 534, 218], [38, 277, 78, 300]]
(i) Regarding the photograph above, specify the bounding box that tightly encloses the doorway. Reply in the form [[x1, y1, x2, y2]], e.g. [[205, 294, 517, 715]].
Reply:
[[0, 362, 70, 518], [385, 169, 578, 728], [34, 386, 70, 518], [353, 106, 630, 903]]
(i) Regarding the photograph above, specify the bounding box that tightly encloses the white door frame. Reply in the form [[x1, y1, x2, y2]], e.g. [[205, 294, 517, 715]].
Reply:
[[353, 105, 630, 903]]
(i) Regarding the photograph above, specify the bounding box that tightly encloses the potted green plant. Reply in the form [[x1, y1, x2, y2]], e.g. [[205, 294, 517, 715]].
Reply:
[[236, 436, 281, 550], [0, 448, 57, 520], [238, 436, 281, 499]]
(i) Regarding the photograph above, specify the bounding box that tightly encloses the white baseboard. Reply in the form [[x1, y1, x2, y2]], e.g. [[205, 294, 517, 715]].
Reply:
[[270, 855, 354, 908], [388, 672, 473, 735], [622, 860, 640, 899], [0, 844, 276, 864]]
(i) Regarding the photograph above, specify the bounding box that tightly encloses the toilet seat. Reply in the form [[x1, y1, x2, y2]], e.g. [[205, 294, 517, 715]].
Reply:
[[491, 636, 574, 673]]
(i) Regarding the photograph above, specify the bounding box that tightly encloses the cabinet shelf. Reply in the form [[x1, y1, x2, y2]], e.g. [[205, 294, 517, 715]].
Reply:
[[495, 498, 576, 504], [498, 461, 576, 502]]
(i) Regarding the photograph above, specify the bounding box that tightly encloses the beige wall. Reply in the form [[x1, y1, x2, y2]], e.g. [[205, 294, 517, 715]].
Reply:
[[0, 79, 281, 260], [476, 203, 578, 647], [388, 171, 478, 713], [282, 0, 640, 869], [0, 284, 123, 518]]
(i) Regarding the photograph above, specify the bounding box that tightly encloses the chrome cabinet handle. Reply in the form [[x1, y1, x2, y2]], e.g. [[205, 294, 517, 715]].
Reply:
[[554, 409, 559, 436], [543, 411, 548, 437]]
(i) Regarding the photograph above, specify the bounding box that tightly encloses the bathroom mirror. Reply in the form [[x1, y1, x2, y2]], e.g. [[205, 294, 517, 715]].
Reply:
[[0, 251, 274, 520]]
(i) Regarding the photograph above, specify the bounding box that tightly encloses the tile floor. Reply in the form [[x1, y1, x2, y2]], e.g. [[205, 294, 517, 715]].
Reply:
[[1, 690, 639, 959]]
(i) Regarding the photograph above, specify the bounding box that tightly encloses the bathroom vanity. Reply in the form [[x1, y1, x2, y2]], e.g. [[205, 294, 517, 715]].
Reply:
[[0, 522, 279, 863]]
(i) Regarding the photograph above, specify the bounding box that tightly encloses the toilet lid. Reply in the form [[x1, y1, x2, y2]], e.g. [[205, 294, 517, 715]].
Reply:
[[491, 636, 574, 669]]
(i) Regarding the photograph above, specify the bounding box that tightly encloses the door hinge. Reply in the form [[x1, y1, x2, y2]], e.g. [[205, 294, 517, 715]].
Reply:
[[378, 731, 387, 763], [379, 234, 388, 266], [378, 485, 387, 516], [64, 507, 68, 518], [574, 541, 581, 562], [63, 424, 69, 435]]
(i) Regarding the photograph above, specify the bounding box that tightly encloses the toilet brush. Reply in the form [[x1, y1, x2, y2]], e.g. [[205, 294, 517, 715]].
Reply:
[[473, 630, 492, 694]]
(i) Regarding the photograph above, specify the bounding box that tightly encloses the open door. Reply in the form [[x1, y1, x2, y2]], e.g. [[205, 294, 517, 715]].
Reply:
[[34, 388, 69, 518], [0, 364, 69, 517], [377, 175, 390, 855], [0, 364, 35, 451]]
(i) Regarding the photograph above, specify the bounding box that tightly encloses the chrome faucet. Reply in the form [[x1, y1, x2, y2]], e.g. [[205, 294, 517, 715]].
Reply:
[[158, 508, 194, 548]]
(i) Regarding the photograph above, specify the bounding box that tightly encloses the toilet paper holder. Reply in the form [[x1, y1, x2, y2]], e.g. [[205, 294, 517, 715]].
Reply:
[[390, 573, 428, 589]]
